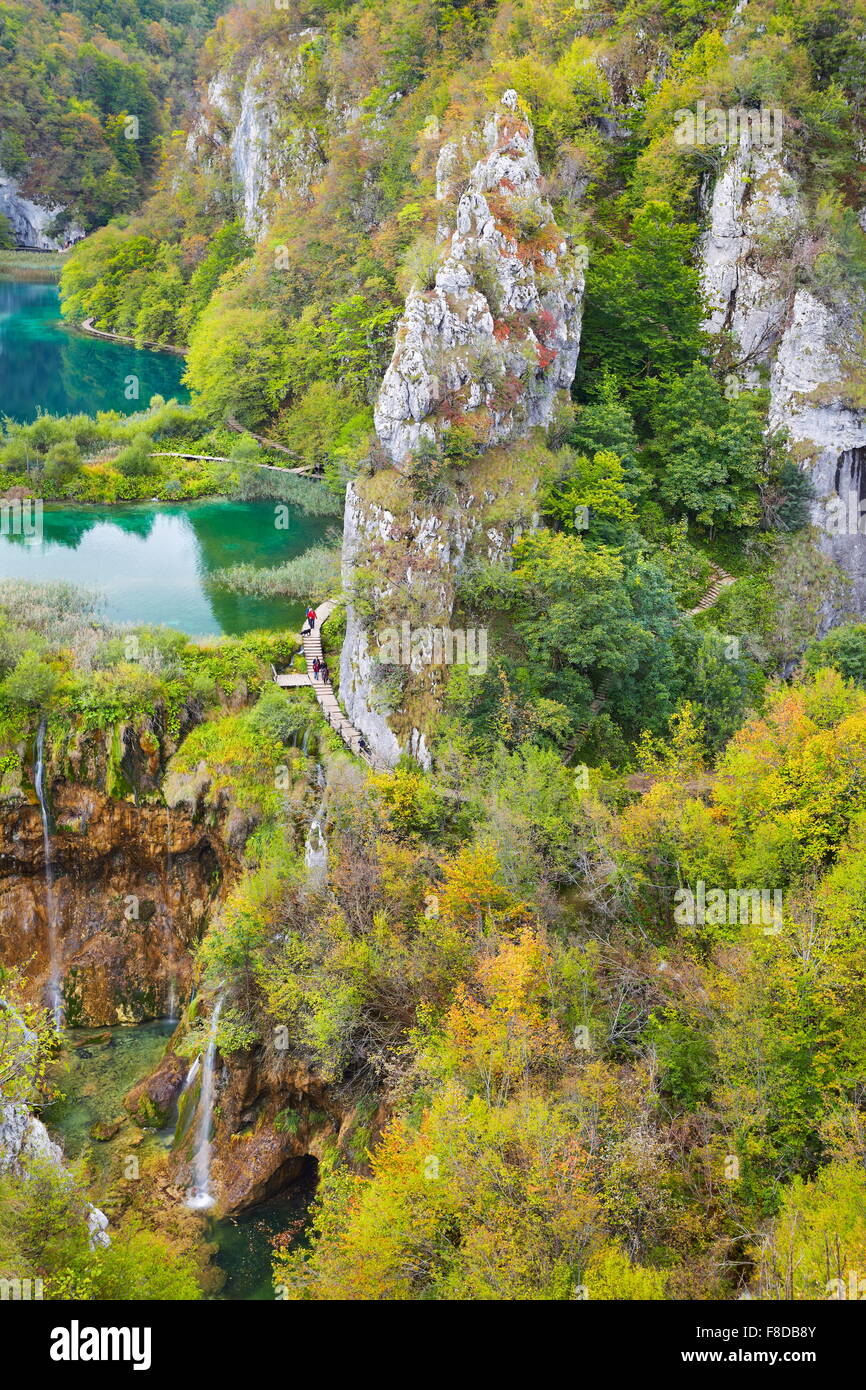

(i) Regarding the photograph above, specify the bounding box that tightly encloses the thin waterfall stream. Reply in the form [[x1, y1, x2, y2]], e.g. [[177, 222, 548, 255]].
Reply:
[[304, 763, 328, 888], [33, 719, 62, 1026], [186, 993, 224, 1211]]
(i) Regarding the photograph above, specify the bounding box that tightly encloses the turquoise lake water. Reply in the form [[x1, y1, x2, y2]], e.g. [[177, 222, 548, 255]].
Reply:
[[0, 275, 188, 420], [0, 499, 332, 636], [0, 274, 333, 636]]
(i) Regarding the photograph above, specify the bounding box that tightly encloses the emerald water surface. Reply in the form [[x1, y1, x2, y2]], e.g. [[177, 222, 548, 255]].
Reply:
[[44, 1021, 178, 1188], [0, 276, 188, 421], [0, 499, 332, 635], [211, 1171, 318, 1301]]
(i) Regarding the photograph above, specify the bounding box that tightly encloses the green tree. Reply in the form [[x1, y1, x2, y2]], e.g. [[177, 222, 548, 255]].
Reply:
[[580, 202, 704, 422], [646, 364, 767, 527], [2, 650, 58, 708]]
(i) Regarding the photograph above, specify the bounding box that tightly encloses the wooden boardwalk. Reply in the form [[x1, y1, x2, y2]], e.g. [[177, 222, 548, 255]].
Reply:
[[79, 317, 186, 356], [275, 601, 380, 770]]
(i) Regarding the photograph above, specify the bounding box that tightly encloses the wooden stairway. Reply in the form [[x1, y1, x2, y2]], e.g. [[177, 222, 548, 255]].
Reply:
[[688, 564, 735, 616], [275, 601, 379, 770]]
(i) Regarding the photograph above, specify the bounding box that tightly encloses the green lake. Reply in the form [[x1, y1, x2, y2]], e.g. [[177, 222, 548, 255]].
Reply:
[[0, 275, 188, 421], [44, 1021, 178, 1188], [0, 275, 333, 636], [0, 499, 332, 636]]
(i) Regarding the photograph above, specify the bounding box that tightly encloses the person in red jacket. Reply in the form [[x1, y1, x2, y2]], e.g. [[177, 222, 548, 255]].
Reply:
[[306, 606, 317, 631], [312, 657, 321, 680]]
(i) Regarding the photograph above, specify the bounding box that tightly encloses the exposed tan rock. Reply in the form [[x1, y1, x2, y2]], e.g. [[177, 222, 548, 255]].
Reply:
[[0, 786, 229, 1026]]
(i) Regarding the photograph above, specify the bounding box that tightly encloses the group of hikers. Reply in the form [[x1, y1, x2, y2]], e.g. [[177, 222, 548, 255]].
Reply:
[[302, 601, 372, 758], [304, 606, 330, 683]]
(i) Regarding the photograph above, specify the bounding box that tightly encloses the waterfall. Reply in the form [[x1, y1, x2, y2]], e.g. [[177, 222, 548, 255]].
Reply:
[[304, 816, 328, 888], [186, 994, 224, 1211], [164, 807, 177, 1022], [304, 764, 328, 888], [33, 720, 62, 1027]]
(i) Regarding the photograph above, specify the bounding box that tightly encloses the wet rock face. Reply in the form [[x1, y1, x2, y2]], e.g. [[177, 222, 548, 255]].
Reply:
[[175, 1045, 352, 1213], [0, 786, 226, 1026], [125, 1051, 189, 1129], [700, 136, 866, 616], [374, 90, 584, 465]]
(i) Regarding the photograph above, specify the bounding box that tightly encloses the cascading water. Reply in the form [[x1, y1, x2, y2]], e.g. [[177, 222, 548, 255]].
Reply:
[[33, 720, 62, 1026], [304, 764, 328, 889], [186, 993, 224, 1211]]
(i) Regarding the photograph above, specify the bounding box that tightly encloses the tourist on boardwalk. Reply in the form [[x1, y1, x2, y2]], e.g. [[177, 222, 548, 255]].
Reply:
[[312, 656, 321, 680], [306, 606, 317, 631], [320, 661, 329, 684]]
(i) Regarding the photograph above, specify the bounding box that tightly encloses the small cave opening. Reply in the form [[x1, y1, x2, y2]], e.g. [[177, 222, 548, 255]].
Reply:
[[834, 446, 866, 502], [211, 1156, 320, 1300]]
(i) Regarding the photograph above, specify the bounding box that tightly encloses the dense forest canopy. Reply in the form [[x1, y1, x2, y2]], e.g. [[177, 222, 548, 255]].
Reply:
[[0, 0, 230, 229]]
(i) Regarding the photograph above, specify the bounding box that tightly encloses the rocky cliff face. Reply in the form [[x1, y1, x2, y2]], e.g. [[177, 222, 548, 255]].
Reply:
[[374, 90, 584, 464], [187, 31, 326, 240], [0, 170, 82, 250], [700, 134, 866, 615], [0, 786, 227, 1026], [204, 1046, 368, 1212], [340, 92, 584, 767], [143, 1016, 379, 1213]]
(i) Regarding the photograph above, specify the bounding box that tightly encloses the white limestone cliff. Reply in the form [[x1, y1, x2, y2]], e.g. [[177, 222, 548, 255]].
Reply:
[[186, 33, 325, 240], [374, 89, 584, 465], [341, 93, 584, 767], [0, 170, 82, 250], [700, 135, 866, 615]]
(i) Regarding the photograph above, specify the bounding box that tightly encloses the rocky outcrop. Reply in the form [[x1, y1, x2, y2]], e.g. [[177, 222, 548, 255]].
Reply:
[[0, 169, 82, 250], [700, 135, 866, 615], [699, 135, 802, 372], [169, 1032, 380, 1213], [0, 1101, 63, 1174], [0, 787, 227, 1026], [340, 93, 584, 766], [0, 1100, 111, 1249], [339, 471, 522, 768], [0, 1004, 111, 1250], [375, 90, 584, 464], [187, 32, 325, 240]]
